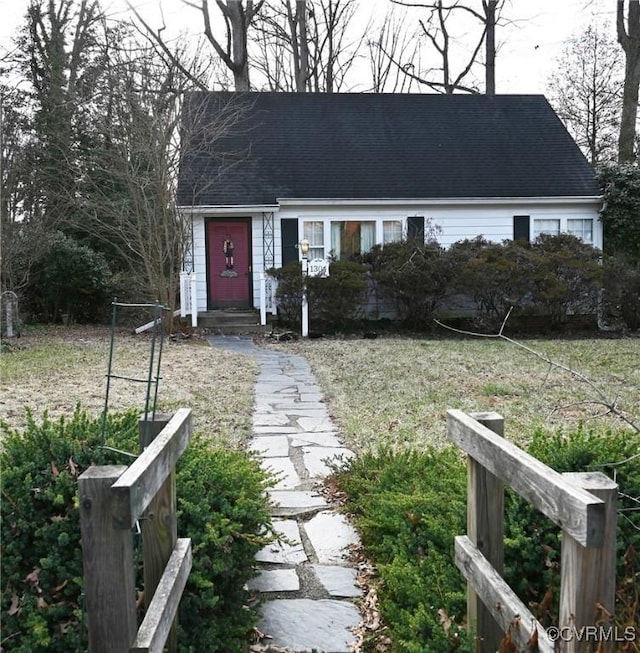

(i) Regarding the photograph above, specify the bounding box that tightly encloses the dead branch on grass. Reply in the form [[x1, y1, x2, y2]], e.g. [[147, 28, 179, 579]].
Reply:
[[434, 307, 640, 438]]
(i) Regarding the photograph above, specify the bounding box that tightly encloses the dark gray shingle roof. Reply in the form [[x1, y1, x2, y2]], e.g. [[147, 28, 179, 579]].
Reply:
[[176, 92, 600, 206]]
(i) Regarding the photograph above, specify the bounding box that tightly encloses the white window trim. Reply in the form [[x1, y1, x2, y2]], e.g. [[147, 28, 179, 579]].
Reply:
[[532, 216, 595, 244]]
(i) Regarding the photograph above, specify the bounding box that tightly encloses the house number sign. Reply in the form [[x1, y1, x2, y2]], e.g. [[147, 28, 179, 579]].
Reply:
[[307, 258, 330, 278]]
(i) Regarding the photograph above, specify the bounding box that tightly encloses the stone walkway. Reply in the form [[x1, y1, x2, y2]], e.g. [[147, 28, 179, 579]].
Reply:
[[208, 336, 362, 653]]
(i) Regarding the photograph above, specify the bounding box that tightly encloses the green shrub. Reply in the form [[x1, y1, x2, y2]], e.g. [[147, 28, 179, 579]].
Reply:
[[504, 424, 640, 624], [271, 259, 368, 332], [598, 163, 640, 261], [448, 237, 536, 331], [270, 261, 304, 328], [603, 254, 640, 331], [25, 232, 112, 324], [530, 233, 603, 327], [334, 447, 470, 652], [0, 407, 274, 652], [362, 241, 453, 331], [337, 427, 639, 651]]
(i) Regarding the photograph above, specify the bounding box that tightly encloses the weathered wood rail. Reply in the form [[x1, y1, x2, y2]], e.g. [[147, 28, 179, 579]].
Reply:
[[447, 410, 618, 653], [79, 408, 193, 653]]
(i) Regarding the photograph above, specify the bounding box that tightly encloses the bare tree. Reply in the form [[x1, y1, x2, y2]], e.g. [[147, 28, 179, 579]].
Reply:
[[547, 23, 623, 166], [616, 0, 640, 163], [180, 0, 265, 90], [366, 7, 420, 93], [483, 0, 497, 94], [250, 0, 310, 91], [389, 0, 504, 94], [307, 0, 365, 92], [251, 0, 365, 92], [76, 30, 245, 315]]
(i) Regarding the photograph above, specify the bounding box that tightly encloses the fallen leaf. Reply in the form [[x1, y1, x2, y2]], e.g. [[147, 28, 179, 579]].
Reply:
[[498, 632, 517, 653], [8, 593, 20, 616], [24, 567, 41, 587], [438, 608, 452, 635], [68, 457, 79, 479]]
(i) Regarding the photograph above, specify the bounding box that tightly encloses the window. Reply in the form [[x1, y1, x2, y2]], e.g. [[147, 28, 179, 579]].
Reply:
[[303, 221, 324, 259], [567, 218, 593, 244], [533, 219, 560, 239], [330, 221, 375, 259], [383, 220, 403, 244]]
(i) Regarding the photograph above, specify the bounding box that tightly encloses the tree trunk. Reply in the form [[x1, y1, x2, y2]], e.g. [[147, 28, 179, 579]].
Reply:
[[484, 0, 496, 94], [617, 0, 640, 163], [296, 0, 309, 91], [227, 1, 251, 91]]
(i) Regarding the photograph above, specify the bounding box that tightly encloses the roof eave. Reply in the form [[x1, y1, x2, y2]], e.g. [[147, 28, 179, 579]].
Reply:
[[275, 196, 603, 206], [177, 204, 279, 214]]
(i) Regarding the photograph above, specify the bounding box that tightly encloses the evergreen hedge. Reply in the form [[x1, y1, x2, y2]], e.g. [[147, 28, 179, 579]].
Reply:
[[335, 426, 639, 652], [270, 234, 618, 333], [0, 407, 274, 652]]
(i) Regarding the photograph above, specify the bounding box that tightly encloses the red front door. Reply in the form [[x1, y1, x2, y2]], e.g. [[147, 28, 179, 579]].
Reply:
[[207, 220, 251, 307]]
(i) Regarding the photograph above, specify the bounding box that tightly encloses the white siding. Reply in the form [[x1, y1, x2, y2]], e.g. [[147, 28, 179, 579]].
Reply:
[[188, 199, 603, 311], [192, 215, 207, 313]]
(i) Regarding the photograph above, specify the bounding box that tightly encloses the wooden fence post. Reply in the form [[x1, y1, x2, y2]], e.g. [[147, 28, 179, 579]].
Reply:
[[139, 413, 177, 653], [79, 466, 137, 653], [467, 412, 505, 653], [560, 472, 618, 653]]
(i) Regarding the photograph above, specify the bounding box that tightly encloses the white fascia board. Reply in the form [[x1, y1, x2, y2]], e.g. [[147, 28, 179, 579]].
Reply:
[[177, 204, 279, 215], [276, 196, 603, 207]]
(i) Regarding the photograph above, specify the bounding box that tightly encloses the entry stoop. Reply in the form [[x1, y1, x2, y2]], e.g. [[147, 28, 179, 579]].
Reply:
[[197, 309, 271, 334]]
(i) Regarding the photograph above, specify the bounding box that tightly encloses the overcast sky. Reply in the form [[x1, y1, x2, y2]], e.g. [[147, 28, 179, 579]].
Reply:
[[0, 0, 618, 95]]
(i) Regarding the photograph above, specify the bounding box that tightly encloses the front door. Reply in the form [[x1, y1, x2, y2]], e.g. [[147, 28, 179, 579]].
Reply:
[[207, 219, 251, 308]]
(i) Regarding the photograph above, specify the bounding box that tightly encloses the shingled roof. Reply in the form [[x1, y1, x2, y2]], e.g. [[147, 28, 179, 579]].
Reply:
[[176, 92, 600, 207]]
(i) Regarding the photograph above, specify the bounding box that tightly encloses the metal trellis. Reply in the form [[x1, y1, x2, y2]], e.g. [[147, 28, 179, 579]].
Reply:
[[99, 299, 170, 451]]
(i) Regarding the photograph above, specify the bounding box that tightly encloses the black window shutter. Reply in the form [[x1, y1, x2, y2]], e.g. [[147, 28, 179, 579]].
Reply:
[[513, 215, 530, 242], [407, 216, 425, 242], [281, 219, 299, 267]]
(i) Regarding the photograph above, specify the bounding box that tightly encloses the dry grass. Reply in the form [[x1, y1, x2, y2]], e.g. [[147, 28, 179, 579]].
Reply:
[[268, 335, 640, 451], [3, 327, 639, 453], [0, 326, 258, 449]]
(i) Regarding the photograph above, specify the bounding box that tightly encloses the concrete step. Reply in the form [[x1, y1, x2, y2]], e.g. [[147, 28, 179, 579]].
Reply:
[[198, 310, 272, 333]]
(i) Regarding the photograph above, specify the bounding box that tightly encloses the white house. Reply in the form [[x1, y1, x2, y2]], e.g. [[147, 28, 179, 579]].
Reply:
[[176, 92, 602, 322]]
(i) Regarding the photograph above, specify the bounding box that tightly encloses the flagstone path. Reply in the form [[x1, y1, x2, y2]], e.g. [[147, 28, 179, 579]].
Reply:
[[208, 336, 362, 653]]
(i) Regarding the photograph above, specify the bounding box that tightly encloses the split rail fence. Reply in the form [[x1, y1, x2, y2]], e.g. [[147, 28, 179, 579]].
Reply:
[[79, 408, 193, 653], [447, 410, 618, 653]]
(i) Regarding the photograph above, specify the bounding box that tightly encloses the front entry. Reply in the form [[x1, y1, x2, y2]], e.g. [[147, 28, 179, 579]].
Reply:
[[206, 219, 251, 308]]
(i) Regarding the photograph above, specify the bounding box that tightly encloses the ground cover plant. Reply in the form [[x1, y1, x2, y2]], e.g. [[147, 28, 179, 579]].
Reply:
[[334, 426, 639, 652], [0, 408, 274, 652]]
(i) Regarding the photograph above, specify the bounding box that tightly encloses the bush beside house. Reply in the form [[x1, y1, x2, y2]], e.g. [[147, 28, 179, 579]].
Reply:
[[273, 233, 624, 334]]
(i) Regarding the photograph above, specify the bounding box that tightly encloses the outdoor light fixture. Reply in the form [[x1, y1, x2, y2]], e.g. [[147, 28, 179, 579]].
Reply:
[[299, 238, 310, 338]]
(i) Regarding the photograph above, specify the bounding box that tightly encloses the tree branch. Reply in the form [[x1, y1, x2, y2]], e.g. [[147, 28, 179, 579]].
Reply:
[[434, 308, 640, 435]]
